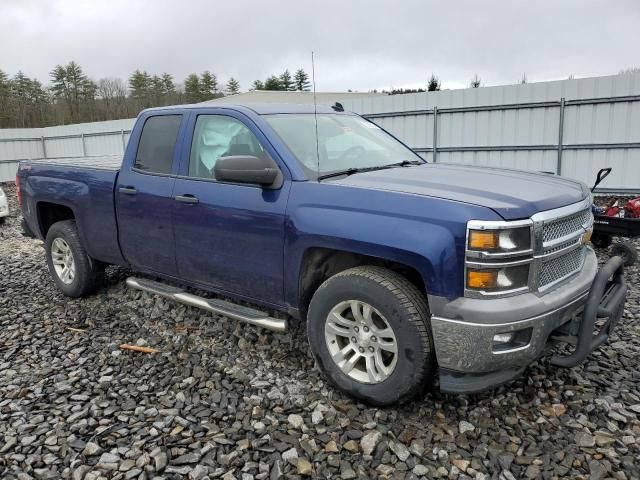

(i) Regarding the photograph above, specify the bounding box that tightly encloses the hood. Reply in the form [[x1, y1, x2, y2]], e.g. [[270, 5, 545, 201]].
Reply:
[[336, 163, 588, 220]]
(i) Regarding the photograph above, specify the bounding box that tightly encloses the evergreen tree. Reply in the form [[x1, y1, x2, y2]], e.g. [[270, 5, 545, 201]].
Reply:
[[279, 69, 294, 91], [49, 61, 95, 121], [161, 73, 176, 95], [252, 80, 264, 90], [128, 70, 151, 101], [200, 71, 218, 100], [11, 71, 47, 127], [150, 75, 165, 104], [263, 75, 282, 91], [226, 77, 240, 95], [427, 74, 441, 91], [0, 69, 11, 127], [520, 73, 528, 84], [294, 68, 311, 91], [184, 73, 201, 103]]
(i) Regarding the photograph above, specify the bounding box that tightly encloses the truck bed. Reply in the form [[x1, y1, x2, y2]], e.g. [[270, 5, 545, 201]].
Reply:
[[28, 154, 123, 170], [19, 155, 125, 265]]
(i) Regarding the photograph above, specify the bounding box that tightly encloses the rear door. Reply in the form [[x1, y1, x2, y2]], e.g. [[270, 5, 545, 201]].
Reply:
[[117, 113, 185, 276]]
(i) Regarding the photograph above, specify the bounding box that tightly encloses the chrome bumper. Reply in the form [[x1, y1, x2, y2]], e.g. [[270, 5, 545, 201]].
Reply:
[[428, 249, 626, 392]]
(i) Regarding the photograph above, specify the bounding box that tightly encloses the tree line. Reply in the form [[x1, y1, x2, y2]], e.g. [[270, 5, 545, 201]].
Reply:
[[0, 62, 314, 128], [7, 59, 582, 129]]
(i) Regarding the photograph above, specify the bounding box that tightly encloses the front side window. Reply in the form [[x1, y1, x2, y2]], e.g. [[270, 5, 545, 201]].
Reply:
[[189, 115, 267, 179], [134, 115, 182, 174], [264, 113, 422, 179]]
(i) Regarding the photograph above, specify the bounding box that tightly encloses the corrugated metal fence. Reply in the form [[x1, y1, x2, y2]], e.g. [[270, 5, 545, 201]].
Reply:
[[345, 73, 640, 193], [0, 119, 134, 182], [1, 73, 639, 192]]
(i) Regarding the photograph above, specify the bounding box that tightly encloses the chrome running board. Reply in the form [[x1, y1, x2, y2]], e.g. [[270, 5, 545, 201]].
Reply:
[[126, 277, 287, 333]]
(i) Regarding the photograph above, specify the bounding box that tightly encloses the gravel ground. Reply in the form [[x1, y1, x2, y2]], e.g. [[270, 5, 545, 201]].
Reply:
[[1, 182, 639, 480]]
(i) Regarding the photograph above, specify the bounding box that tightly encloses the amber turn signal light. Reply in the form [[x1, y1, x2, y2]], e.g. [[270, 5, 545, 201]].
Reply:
[[467, 270, 498, 289], [468, 230, 499, 250]]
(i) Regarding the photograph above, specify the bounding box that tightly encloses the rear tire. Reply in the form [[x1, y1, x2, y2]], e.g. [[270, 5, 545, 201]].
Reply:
[[45, 220, 101, 297], [307, 266, 435, 406], [611, 240, 638, 267]]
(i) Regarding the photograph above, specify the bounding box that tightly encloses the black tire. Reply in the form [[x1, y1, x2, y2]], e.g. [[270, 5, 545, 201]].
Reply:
[[307, 266, 435, 406], [591, 233, 612, 249], [611, 240, 638, 267], [45, 220, 101, 297]]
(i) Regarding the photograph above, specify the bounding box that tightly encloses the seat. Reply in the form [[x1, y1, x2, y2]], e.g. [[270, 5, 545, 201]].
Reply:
[[225, 143, 254, 156]]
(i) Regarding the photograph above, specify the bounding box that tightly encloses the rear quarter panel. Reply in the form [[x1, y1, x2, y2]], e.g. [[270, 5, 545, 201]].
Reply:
[[19, 163, 124, 265]]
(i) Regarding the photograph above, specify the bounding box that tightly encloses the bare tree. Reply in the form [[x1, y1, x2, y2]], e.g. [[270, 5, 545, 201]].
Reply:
[[520, 73, 528, 84], [97, 77, 128, 119], [470, 74, 481, 88]]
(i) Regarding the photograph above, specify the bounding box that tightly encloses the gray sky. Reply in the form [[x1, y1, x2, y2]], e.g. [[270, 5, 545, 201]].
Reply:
[[2, 0, 639, 92]]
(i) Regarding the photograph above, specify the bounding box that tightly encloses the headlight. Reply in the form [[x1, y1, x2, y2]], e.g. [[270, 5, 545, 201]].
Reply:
[[465, 220, 534, 296], [468, 227, 531, 253], [467, 264, 530, 292]]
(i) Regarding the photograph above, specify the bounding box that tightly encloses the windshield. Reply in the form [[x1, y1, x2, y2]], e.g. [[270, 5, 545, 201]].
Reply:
[[264, 113, 424, 179]]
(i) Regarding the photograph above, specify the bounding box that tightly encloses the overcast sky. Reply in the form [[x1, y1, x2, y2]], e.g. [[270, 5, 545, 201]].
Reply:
[[2, 0, 639, 92]]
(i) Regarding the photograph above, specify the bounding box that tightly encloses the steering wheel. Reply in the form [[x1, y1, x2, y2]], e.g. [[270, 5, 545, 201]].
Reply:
[[337, 145, 366, 163]]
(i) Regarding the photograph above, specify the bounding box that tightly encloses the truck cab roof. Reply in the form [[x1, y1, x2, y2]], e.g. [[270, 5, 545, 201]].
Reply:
[[141, 102, 347, 116]]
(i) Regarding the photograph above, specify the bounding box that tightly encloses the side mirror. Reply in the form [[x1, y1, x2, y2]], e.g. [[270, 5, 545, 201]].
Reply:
[[214, 155, 280, 187]]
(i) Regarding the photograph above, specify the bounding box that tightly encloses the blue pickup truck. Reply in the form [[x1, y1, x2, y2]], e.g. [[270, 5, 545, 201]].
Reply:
[[17, 103, 627, 406]]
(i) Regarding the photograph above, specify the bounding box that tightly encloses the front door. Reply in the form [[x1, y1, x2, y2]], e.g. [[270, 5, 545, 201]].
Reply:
[[172, 112, 289, 306], [117, 113, 183, 276]]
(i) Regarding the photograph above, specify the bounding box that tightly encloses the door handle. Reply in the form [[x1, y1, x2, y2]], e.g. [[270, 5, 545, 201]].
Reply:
[[175, 194, 199, 204], [119, 186, 137, 195]]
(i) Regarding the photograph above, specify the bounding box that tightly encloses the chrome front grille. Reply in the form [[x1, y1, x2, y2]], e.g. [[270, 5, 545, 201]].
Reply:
[[535, 203, 593, 290], [539, 247, 586, 288], [542, 208, 592, 243]]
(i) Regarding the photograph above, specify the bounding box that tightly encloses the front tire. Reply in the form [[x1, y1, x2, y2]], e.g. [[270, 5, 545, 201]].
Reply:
[[45, 220, 101, 297], [307, 266, 435, 406]]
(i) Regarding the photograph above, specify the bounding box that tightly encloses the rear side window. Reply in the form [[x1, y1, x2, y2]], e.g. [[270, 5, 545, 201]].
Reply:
[[134, 115, 182, 174]]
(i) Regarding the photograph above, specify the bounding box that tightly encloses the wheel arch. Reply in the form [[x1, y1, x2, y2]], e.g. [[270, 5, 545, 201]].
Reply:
[[36, 201, 76, 239], [295, 246, 429, 319]]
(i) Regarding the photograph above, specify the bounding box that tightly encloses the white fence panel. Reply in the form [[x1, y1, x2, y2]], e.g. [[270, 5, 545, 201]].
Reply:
[[438, 150, 558, 174], [85, 133, 127, 156], [44, 137, 83, 158], [0, 139, 43, 161]]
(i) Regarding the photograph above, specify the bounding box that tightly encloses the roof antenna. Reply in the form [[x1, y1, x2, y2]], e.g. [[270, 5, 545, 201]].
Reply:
[[311, 51, 321, 182]]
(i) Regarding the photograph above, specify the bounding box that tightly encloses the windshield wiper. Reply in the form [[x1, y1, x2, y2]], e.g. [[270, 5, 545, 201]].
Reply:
[[317, 160, 424, 181], [317, 165, 395, 181], [386, 159, 424, 167]]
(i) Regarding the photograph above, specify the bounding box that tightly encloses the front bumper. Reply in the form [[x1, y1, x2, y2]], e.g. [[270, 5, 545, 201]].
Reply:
[[429, 250, 627, 393]]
